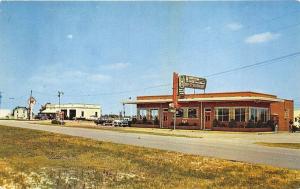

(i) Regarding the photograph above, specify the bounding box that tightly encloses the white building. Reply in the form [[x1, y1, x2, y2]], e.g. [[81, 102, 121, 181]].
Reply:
[[12, 107, 28, 120], [0, 109, 11, 119], [295, 109, 300, 119], [41, 103, 101, 120]]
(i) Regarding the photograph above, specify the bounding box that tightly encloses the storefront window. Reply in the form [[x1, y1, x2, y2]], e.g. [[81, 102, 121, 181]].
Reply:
[[188, 108, 197, 118], [258, 108, 268, 123], [139, 109, 147, 119], [150, 109, 159, 120], [215, 108, 229, 122], [176, 109, 183, 117], [250, 108, 258, 122], [235, 108, 246, 122], [250, 108, 269, 123]]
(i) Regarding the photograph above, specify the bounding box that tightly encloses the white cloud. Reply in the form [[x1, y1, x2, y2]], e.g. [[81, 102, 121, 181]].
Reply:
[[103, 62, 130, 70], [226, 22, 243, 31], [29, 65, 111, 87], [245, 32, 280, 44], [67, 34, 73, 39]]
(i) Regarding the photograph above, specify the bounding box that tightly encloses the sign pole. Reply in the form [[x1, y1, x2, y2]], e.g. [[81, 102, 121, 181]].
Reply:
[[173, 72, 179, 130]]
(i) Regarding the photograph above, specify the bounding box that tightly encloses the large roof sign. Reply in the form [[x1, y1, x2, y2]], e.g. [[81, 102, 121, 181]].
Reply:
[[179, 75, 207, 90]]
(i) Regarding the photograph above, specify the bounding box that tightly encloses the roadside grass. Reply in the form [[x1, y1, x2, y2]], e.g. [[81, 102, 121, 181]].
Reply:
[[255, 142, 300, 149], [33, 120, 203, 138], [0, 125, 300, 188]]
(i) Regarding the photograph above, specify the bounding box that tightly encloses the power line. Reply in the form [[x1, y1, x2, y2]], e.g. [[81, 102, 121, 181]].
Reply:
[[204, 51, 300, 78], [63, 83, 171, 98], [57, 51, 300, 98]]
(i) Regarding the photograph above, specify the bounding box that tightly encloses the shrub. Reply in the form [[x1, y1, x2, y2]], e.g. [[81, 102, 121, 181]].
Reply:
[[256, 120, 263, 128], [228, 119, 237, 128], [212, 119, 219, 127], [246, 120, 255, 128], [132, 118, 137, 124], [179, 122, 189, 126], [51, 120, 65, 125], [154, 117, 159, 125], [142, 116, 147, 124]]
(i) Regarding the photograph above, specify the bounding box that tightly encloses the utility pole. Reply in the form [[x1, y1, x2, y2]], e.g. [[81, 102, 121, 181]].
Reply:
[[28, 90, 33, 120], [58, 91, 64, 123]]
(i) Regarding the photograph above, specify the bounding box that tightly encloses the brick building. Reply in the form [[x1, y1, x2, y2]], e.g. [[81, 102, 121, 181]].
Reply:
[[124, 91, 293, 131]]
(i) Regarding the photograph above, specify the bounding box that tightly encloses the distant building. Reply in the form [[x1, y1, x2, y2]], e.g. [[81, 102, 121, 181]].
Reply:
[[12, 106, 28, 120], [295, 109, 300, 119], [0, 109, 11, 119], [40, 103, 101, 120]]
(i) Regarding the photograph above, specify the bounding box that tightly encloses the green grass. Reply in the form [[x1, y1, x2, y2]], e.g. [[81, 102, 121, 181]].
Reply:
[[0, 125, 299, 189], [34, 121, 203, 138], [256, 142, 300, 149]]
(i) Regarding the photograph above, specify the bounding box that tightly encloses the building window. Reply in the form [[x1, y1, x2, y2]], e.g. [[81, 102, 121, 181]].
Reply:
[[150, 109, 159, 120], [139, 109, 147, 119], [176, 109, 184, 118], [250, 108, 258, 122], [215, 108, 229, 122], [81, 111, 84, 117], [250, 108, 269, 123], [235, 108, 246, 122], [258, 108, 268, 123], [188, 108, 197, 118]]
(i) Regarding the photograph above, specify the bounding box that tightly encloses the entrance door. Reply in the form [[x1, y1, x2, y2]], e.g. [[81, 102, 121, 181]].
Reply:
[[204, 108, 212, 129], [69, 109, 76, 120], [162, 111, 169, 128], [61, 109, 67, 120]]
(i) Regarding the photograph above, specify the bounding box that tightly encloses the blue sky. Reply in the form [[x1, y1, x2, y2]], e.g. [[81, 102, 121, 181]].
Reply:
[[0, 1, 300, 114]]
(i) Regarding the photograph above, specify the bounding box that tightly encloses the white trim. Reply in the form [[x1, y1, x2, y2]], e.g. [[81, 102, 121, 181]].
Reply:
[[123, 96, 283, 104]]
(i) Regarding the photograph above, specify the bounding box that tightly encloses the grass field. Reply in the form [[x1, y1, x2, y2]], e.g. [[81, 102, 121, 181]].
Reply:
[[0, 125, 299, 189], [33, 120, 203, 138], [256, 142, 300, 149]]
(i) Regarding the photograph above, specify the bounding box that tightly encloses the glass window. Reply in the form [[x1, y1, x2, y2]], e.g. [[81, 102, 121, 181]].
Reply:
[[150, 109, 159, 120], [139, 109, 147, 119], [81, 111, 84, 117], [176, 109, 183, 118], [235, 108, 246, 122], [250, 108, 257, 122], [250, 108, 269, 123], [215, 108, 229, 122], [188, 108, 197, 118]]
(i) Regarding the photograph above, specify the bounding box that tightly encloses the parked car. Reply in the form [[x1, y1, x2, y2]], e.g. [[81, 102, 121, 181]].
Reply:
[[103, 119, 114, 126], [113, 119, 129, 127], [87, 115, 98, 121], [94, 118, 107, 125]]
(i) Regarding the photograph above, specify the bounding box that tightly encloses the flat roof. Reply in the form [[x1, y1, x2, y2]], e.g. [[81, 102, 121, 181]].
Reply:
[[123, 91, 285, 104]]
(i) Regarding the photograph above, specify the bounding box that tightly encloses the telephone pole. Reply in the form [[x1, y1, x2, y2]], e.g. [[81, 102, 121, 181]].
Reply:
[[58, 91, 64, 122], [58, 91, 64, 110]]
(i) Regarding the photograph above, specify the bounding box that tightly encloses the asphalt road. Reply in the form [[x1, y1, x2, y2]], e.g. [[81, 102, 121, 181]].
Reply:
[[1, 120, 300, 170]]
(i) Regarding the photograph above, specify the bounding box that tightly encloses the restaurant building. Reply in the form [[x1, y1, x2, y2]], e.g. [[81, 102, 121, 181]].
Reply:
[[124, 91, 293, 131]]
